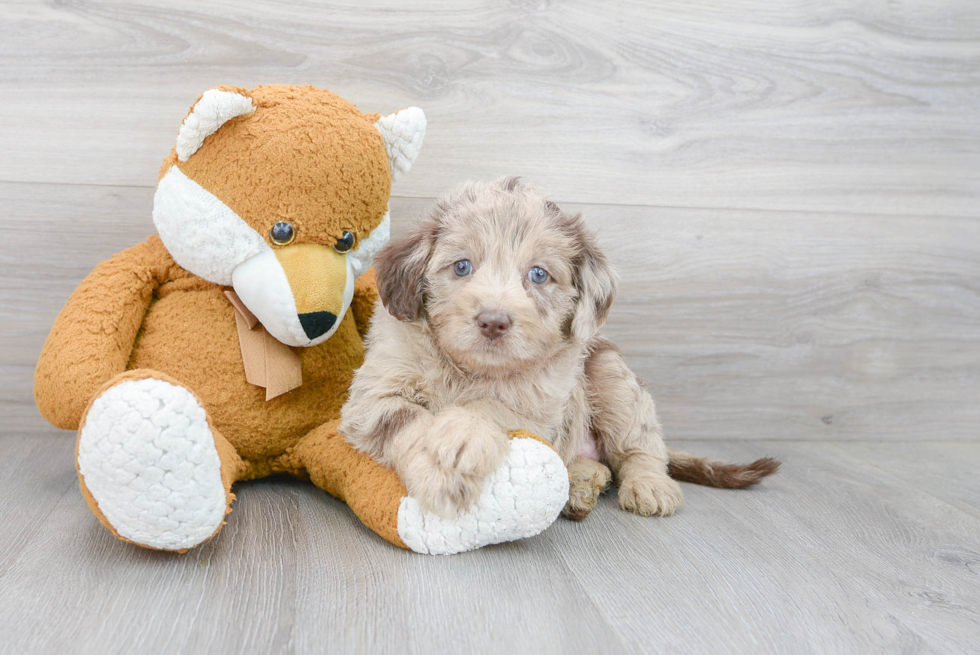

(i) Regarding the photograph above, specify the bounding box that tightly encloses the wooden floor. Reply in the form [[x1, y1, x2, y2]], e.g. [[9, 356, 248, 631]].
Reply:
[[1, 0, 978, 653], [2, 435, 980, 654]]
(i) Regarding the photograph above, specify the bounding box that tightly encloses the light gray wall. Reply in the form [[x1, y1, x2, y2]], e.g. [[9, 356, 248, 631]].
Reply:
[[2, 0, 977, 440]]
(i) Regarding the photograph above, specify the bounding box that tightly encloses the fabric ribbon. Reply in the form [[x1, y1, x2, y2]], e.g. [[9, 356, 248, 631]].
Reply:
[[224, 290, 303, 400]]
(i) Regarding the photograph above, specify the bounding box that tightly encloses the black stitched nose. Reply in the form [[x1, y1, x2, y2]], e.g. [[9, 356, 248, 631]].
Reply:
[[298, 312, 337, 340], [476, 312, 512, 340]]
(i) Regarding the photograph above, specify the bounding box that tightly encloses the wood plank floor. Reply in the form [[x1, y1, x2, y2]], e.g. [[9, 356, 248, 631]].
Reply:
[[1, 434, 978, 654]]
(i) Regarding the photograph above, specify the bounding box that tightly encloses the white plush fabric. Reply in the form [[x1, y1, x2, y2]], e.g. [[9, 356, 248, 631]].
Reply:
[[396, 437, 569, 555], [348, 211, 390, 280], [176, 89, 255, 162], [76, 378, 227, 551], [153, 167, 270, 286], [231, 250, 306, 346], [375, 108, 426, 182], [340, 254, 357, 328], [231, 249, 355, 347]]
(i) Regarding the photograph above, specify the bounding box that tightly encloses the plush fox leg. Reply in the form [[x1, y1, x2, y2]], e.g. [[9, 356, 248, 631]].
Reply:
[[289, 419, 409, 548], [292, 423, 569, 555], [76, 369, 245, 552]]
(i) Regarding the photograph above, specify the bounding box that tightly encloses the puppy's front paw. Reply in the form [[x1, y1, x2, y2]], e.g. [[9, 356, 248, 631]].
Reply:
[[619, 474, 684, 517], [406, 409, 510, 518], [431, 414, 509, 481], [409, 464, 487, 520]]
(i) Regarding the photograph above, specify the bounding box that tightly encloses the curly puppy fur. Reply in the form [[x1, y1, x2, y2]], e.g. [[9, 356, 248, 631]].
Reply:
[[341, 178, 778, 519]]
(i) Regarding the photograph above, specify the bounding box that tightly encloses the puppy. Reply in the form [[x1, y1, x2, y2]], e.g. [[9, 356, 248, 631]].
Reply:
[[341, 178, 778, 520]]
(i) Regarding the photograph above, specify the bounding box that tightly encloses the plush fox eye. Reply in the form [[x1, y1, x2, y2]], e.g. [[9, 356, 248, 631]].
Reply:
[[454, 260, 473, 277], [270, 222, 295, 246], [334, 231, 356, 253], [528, 266, 549, 284]]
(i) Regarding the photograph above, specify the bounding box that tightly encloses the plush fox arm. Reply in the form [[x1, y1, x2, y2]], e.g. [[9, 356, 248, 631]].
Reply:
[[34, 237, 173, 430], [350, 267, 379, 339]]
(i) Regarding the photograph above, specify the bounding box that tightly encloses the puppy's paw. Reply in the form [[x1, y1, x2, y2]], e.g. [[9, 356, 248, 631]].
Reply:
[[618, 473, 684, 517], [403, 408, 510, 518], [431, 409, 510, 480], [562, 457, 612, 521], [408, 464, 487, 519]]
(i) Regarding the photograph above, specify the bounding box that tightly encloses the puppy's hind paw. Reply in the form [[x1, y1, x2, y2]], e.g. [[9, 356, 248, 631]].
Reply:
[[562, 457, 612, 521], [619, 474, 684, 517]]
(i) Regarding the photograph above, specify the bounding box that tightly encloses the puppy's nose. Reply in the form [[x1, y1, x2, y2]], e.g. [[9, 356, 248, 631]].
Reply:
[[476, 312, 512, 340]]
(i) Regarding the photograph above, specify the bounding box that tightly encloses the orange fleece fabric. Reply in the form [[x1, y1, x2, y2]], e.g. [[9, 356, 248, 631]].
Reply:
[[35, 85, 410, 549]]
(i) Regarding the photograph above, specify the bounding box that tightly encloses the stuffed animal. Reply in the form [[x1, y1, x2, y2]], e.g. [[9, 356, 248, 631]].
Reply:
[[34, 85, 569, 555]]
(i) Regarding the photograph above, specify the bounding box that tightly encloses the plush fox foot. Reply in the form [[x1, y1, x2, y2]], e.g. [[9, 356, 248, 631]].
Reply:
[[395, 433, 570, 554], [297, 426, 570, 555], [76, 372, 238, 552]]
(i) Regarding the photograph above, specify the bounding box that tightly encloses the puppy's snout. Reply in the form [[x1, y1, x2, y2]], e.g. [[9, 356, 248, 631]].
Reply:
[[476, 312, 512, 340]]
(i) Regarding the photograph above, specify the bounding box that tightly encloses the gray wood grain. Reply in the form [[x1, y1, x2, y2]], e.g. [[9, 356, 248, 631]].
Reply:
[[0, 0, 978, 215], [549, 440, 980, 654], [589, 204, 980, 442], [4, 181, 977, 440], [840, 441, 980, 516], [1, 436, 978, 654], [1, 1, 978, 653]]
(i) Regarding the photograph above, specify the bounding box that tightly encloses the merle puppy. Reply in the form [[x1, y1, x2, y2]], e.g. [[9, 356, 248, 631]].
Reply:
[[341, 178, 778, 520]]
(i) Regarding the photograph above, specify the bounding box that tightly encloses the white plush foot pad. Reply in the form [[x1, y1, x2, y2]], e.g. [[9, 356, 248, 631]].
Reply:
[[396, 437, 569, 555], [77, 378, 227, 551]]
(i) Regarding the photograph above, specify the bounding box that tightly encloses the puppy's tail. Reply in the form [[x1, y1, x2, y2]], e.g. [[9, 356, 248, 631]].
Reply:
[[666, 448, 780, 489]]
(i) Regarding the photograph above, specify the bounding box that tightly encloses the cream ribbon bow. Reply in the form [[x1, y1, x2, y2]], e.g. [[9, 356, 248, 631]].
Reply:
[[224, 290, 303, 400]]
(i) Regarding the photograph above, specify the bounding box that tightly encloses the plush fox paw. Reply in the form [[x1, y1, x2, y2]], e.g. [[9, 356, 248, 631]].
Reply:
[[395, 434, 569, 555], [76, 376, 229, 551]]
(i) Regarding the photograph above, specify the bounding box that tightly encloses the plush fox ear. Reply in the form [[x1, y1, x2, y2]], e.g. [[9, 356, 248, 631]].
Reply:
[[175, 88, 255, 161], [375, 107, 427, 182]]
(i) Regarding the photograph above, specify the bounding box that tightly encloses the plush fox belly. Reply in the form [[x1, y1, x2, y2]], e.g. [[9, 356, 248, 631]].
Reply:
[[129, 270, 366, 465]]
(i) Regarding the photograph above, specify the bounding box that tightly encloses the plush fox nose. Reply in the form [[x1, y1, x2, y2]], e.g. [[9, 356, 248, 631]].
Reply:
[[298, 311, 337, 340], [476, 312, 512, 340]]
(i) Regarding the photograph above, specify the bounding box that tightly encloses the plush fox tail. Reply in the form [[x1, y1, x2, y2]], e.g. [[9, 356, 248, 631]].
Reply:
[[666, 448, 780, 489]]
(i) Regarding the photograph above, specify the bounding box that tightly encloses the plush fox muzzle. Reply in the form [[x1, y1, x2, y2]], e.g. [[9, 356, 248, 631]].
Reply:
[[275, 244, 348, 339], [232, 244, 354, 347]]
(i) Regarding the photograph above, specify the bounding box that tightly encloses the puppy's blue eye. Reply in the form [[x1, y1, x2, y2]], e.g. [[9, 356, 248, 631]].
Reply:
[[454, 260, 473, 277], [528, 266, 549, 284]]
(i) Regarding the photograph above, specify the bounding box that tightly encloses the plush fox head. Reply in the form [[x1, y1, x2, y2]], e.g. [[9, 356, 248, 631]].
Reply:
[[153, 84, 426, 347]]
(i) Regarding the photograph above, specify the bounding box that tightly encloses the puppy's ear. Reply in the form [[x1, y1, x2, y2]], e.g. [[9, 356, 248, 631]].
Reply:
[[374, 218, 437, 321], [569, 217, 618, 342]]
